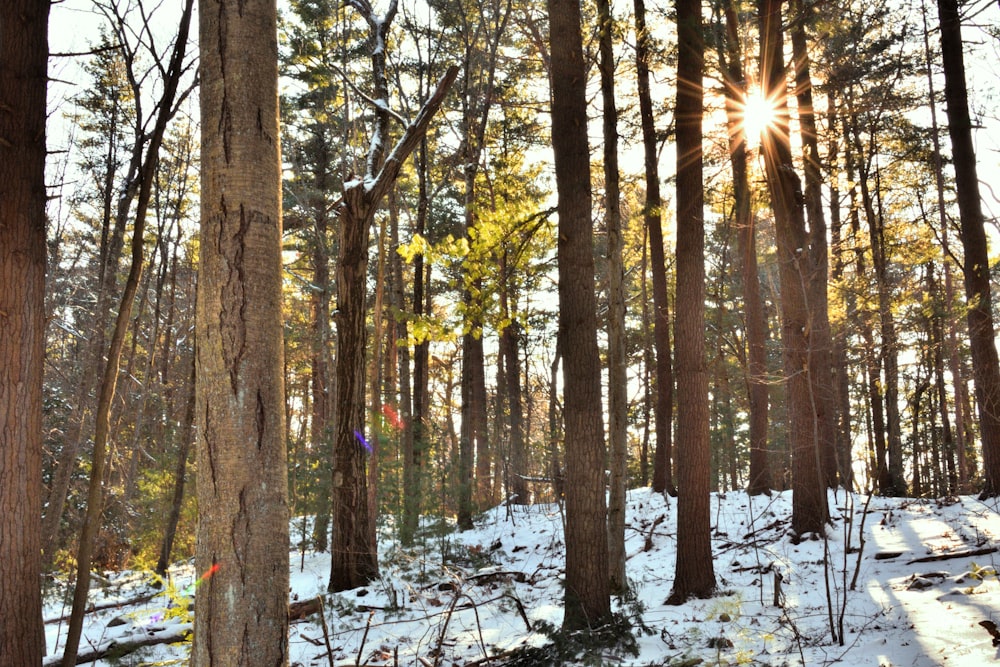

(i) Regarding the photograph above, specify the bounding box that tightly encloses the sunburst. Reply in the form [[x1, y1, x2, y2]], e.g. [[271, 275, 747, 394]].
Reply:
[[739, 86, 779, 149]]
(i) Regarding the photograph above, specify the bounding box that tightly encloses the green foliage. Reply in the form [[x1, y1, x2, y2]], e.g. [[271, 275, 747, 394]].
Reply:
[[136, 572, 196, 626]]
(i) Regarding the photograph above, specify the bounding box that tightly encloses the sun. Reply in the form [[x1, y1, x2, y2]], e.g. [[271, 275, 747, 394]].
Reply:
[[739, 87, 779, 148]]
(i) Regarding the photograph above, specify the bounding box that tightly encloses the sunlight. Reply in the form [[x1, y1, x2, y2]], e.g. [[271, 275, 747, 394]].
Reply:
[[739, 87, 778, 149]]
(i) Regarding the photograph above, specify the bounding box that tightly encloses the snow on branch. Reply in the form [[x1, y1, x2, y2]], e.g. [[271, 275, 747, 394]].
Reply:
[[362, 64, 460, 205]]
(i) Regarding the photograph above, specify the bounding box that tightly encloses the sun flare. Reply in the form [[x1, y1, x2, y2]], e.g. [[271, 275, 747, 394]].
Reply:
[[740, 87, 778, 147]]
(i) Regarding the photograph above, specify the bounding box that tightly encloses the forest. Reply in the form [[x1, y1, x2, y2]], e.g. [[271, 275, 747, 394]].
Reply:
[[1, 0, 999, 663]]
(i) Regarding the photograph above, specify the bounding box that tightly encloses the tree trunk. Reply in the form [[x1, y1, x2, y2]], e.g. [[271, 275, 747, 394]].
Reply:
[[937, 0, 1000, 497], [758, 0, 827, 536], [596, 0, 628, 595], [548, 0, 611, 627], [402, 137, 432, 545], [921, 0, 963, 493], [634, 0, 675, 496], [193, 0, 290, 661], [0, 0, 48, 661], [155, 356, 196, 577], [790, 0, 839, 489], [720, 1, 771, 495], [827, 98, 855, 490], [668, 0, 716, 603]]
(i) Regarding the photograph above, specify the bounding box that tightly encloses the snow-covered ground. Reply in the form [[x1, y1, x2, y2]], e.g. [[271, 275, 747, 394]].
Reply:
[[43, 489, 1000, 666]]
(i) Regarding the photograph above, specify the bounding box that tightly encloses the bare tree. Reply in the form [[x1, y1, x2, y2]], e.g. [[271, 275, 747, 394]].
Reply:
[[61, 2, 196, 661], [327, 0, 459, 583]]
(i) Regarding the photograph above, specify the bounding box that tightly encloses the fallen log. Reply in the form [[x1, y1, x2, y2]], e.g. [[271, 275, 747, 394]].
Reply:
[[907, 545, 998, 564], [44, 625, 192, 666]]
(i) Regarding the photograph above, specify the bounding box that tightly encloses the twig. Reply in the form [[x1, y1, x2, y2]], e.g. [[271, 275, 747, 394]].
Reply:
[[356, 609, 375, 666], [318, 597, 336, 667], [432, 587, 462, 667]]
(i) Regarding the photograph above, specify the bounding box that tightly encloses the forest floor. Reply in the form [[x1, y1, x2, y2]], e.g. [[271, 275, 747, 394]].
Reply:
[[42, 488, 1000, 666]]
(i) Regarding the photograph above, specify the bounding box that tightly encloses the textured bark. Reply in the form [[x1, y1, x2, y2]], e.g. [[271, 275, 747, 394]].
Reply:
[[634, 0, 675, 496], [596, 0, 628, 594], [548, 0, 611, 628], [329, 58, 458, 587], [194, 0, 290, 661], [937, 0, 1000, 497], [668, 0, 716, 604], [720, 1, 771, 496], [758, 0, 827, 535], [0, 0, 48, 662], [789, 0, 839, 489]]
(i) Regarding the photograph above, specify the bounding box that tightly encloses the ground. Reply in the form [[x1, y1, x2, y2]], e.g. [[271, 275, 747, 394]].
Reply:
[[43, 489, 1000, 666]]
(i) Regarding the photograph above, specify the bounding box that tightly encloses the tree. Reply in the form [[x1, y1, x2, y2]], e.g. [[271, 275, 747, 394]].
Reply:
[[633, 0, 676, 496], [596, 0, 628, 594], [936, 0, 1000, 497], [328, 15, 459, 585], [789, 0, 839, 489], [717, 0, 771, 495], [193, 0, 290, 661], [758, 0, 827, 535], [668, 0, 716, 603], [0, 0, 49, 662], [548, 0, 611, 630]]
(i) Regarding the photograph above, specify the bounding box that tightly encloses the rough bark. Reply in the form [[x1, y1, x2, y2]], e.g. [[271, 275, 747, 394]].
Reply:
[[547, 0, 611, 628], [634, 0, 675, 496], [329, 60, 458, 588], [937, 0, 1000, 497], [194, 0, 290, 661], [0, 0, 49, 661], [668, 0, 716, 604]]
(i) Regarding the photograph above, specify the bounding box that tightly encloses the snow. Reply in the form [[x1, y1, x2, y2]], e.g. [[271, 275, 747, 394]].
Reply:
[[43, 489, 1000, 666]]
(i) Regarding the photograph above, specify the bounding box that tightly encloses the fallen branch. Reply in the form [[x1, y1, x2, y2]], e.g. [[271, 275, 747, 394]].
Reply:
[[44, 625, 192, 666], [44, 590, 161, 624], [907, 546, 999, 564]]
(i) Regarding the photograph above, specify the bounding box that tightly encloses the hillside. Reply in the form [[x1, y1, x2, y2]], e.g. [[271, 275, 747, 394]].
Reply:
[[43, 489, 1000, 666]]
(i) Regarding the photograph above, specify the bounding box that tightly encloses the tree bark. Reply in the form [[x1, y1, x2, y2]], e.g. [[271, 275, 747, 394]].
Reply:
[[758, 0, 827, 536], [193, 0, 290, 661], [547, 0, 611, 628], [329, 59, 458, 588], [634, 0, 675, 496], [720, 1, 771, 496], [937, 0, 1000, 497], [596, 0, 628, 595], [790, 0, 839, 489], [668, 0, 716, 604], [0, 0, 49, 661]]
